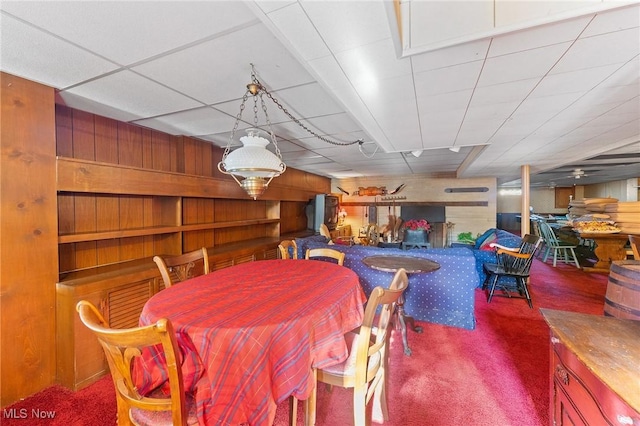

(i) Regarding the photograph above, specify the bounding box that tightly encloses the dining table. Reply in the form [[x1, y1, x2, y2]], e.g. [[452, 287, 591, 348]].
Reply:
[[133, 259, 366, 426]]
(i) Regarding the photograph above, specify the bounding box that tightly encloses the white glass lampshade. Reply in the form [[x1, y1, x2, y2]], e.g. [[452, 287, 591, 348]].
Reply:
[[223, 128, 285, 178], [218, 128, 286, 199]]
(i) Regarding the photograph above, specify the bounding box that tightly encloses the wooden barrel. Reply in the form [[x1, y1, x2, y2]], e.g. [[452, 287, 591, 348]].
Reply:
[[604, 260, 640, 320]]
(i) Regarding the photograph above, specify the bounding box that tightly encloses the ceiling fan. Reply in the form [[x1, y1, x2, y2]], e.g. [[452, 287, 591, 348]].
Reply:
[[568, 168, 589, 179]]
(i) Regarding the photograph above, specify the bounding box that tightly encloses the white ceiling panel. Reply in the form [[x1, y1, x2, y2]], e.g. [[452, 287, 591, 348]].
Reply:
[[0, 13, 118, 88], [479, 43, 571, 87], [132, 24, 314, 105], [552, 27, 640, 73], [411, 39, 491, 72], [133, 107, 238, 137], [414, 61, 484, 96], [470, 79, 540, 106], [409, 1, 494, 49], [336, 38, 412, 85], [530, 63, 625, 98], [2, 0, 638, 187], [62, 70, 203, 118], [299, 0, 390, 53], [581, 3, 640, 37], [489, 14, 591, 57], [1, 1, 256, 66], [264, 2, 332, 61]]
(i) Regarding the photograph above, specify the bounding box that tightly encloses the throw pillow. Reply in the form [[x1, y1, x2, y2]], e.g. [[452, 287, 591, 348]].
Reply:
[[479, 232, 498, 251], [474, 229, 496, 249]]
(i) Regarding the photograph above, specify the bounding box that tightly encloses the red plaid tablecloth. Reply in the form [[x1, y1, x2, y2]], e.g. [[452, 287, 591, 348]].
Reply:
[[133, 259, 365, 426]]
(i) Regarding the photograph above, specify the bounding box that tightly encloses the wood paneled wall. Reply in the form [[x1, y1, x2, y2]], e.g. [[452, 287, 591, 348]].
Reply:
[[1, 73, 58, 406], [55, 106, 327, 274]]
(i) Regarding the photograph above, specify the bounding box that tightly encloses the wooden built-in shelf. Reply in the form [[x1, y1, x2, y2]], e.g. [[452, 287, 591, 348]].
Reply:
[[58, 219, 281, 244]]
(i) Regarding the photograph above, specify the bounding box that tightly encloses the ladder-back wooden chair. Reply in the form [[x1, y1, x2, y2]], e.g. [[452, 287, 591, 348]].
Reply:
[[153, 247, 210, 288], [300, 268, 409, 426], [482, 234, 541, 308], [305, 247, 345, 266], [537, 220, 581, 268], [76, 300, 197, 425], [278, 240, 298, 259]]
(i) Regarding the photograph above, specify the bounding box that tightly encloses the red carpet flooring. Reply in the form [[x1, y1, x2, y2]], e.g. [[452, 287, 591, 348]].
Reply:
[[2, 257, 609, 425]]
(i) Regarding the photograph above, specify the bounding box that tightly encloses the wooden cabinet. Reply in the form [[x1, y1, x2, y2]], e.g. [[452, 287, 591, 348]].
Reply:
[[57, 239, 281, 390], [56, 261, 162, 390], [541, 309, 640, 426]]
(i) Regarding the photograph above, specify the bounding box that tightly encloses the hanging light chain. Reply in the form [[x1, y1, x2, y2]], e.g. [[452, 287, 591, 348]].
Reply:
[[223, 90, 250, 160], [259, 91, 283, 159], [250, 71, 362, 147]]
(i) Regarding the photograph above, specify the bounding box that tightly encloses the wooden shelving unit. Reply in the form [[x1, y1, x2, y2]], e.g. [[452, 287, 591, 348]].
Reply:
[[53, 105, 329, 390]]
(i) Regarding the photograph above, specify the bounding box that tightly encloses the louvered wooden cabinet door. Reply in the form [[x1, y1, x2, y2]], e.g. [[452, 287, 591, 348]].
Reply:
[[107, 281, 154, 329], [56, 266, 161, 391]]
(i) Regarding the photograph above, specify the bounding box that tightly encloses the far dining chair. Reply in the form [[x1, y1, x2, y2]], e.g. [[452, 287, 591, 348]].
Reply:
[[278, 240, 298, 259], [537, 220, 581, 268], [305, 247, 345, 266], [301, 268, 409, 426], [482, 234, 541, 308], [629, 235, 640, 260], [76, 300, 197, 426], [153, 247, 210, 288]]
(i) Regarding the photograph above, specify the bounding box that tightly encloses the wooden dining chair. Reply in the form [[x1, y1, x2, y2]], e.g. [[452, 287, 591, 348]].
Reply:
[[305, 247, 345, 266], [76, 300, 197, 426], [278, 240, 298, 259], [153, 247, 210, 288], [301, 268, 409, 426], [537, 220, 580, 268], [482, 234, 542, 308], [629, 235, 640, 260]]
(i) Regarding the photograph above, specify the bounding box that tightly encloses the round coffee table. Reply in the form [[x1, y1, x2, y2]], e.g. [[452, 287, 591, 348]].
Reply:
[[362, 255, 440, 355]]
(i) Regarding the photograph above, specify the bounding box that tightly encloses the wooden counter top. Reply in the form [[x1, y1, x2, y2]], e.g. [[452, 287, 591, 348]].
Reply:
[[540, 309, 640, 412]]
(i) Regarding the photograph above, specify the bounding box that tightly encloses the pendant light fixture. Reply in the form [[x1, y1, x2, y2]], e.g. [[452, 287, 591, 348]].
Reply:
[[218, 66, 286, 200], [219, 64, 364, 199]]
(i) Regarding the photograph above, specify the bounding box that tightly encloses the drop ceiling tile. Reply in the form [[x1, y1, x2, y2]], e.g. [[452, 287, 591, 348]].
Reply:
[[552, 27, 640, 73], [305, 113, 363, 136], [408, 1, 493, 50], [489, 14, 591, 56], [254, 1, 297, 14], [418, 90, 473, 114], [132, 23, 314, 105], [264, 2, 331, 61], [494, 0, 598, 29], [336, 38, 412, 86], [268, 82, 345, 119], [464, 102, 520, 122], [512, 92, 584, 117], [62, 70, 203, 119], [532, 63, 625, 98], [470, 79, 539, 106], [582, 3, 640, 37], [1, 2, 256, 65], [414, 61, 484, 96], [0, 13, 118, 89], [133, 107, 238, 137], [479, 42, 571, 87], [300, 0, 391, 53], [411, 39, 491, 72], [55, 92, 141, 124]]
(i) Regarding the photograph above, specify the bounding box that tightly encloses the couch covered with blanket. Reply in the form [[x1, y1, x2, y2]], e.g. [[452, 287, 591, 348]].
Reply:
[[451, 228, 522, 287], [295, 236, 479, 330]]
